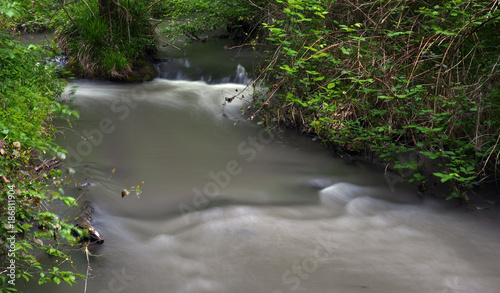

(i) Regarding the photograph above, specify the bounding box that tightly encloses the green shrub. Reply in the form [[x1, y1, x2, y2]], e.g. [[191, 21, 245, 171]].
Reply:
[[0, 33, 82, 292], [161, 0, 268, 42], [255, 0, 500, 202], [56, 0, 159, 80]]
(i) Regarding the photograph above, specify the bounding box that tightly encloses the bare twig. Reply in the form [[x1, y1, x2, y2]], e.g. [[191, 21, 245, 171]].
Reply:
[[110, 0, 132, 42], [130, 0, 163, 28], [479, 134, 500, 175], [58, 0, 78, 28], [80, 0, 96, 18], [83, 244, 90, 293]]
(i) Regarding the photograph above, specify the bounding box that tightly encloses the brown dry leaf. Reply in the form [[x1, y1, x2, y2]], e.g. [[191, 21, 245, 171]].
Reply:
[[1, 175, 10, 183], [12, 141, 21, 148]]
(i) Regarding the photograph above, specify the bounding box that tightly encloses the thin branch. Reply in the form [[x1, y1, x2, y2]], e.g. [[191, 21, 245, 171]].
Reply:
[[83, 244, 90, 293], [58, 0, 78, 28], [130, 0, 163, 28], [450, 13, 500, 62], [479, 134, 500, 175], [110, 0, 132, 42], [80, 0, 96, 19]]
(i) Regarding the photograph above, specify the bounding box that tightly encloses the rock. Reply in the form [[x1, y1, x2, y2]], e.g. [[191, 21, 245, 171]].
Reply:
[[71, 202, 104, 245], [77, 181, 96, 188], [136, 62, 159, 81]]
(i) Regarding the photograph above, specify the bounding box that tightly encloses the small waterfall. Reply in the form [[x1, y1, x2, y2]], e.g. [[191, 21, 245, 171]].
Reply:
[[51, 55, 68, 68], [219, 64, 252, 85], [156, 58, 252, 85], [43, 55, 68, 70]]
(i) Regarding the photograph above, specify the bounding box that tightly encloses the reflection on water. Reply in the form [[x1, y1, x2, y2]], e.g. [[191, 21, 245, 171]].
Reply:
[[27, 77, 500, 292]]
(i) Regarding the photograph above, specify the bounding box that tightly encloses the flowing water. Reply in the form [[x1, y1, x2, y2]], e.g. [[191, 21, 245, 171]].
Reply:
[[24, 40, 500, 293]]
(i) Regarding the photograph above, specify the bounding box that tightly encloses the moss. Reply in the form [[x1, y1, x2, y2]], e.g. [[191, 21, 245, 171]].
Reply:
[[135, 62, 159, 82], [63, 52, 158, 82]]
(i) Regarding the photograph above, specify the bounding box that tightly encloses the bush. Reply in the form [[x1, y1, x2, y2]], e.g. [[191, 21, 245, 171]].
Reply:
[[0, 32, 82, 292], [160, 0, 268, 42], [56, 0, 159, 81], [255, 0, 500, 202]]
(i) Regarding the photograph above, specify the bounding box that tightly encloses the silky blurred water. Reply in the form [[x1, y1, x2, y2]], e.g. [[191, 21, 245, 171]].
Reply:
[[21, 42, 500, 293]]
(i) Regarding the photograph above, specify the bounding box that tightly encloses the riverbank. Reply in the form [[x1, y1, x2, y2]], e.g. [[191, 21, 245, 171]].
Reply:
[[251, 0, 500, 204], [2, 18, 499, 293], [0, 33, 84, 291]]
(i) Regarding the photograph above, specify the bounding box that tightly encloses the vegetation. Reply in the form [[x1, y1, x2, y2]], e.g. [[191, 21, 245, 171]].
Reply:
[[252, 0, 500, 202], [1, 3, 153, 291], [56, 0, 160, 81], [0, 0, 160, 81], [0, 0, 60, 32], [160, 0, 267, 42], [0, 28, 84, 293], [1, 0, 499, 291]]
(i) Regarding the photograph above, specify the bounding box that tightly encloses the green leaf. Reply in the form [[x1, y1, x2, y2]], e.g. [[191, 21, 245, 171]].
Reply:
[[52, 276, 61, 285], [420, 151, 439, 159], [340, 47, 351, 55], [386, 31, 413, 37], [0, 48, 15, 58], [62, 197, 77, 207]]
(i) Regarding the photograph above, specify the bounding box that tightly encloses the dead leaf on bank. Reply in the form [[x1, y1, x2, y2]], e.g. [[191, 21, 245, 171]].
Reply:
[[1, 175, 10, 183], [13, 141, 21, 148]]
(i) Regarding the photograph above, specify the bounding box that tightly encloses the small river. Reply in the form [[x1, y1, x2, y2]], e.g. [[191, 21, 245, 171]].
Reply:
[[24, 39, 500, 293]]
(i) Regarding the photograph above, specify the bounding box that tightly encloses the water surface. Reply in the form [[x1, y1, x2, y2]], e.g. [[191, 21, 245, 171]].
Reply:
[[24, 43, 500, 293]]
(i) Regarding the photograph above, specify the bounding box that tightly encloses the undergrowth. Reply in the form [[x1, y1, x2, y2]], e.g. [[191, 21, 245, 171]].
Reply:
[[0, 31, 83, 291], [56, 0, 159, 81], [254, 0, 500, 202], [160, 0, 268, 43]]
